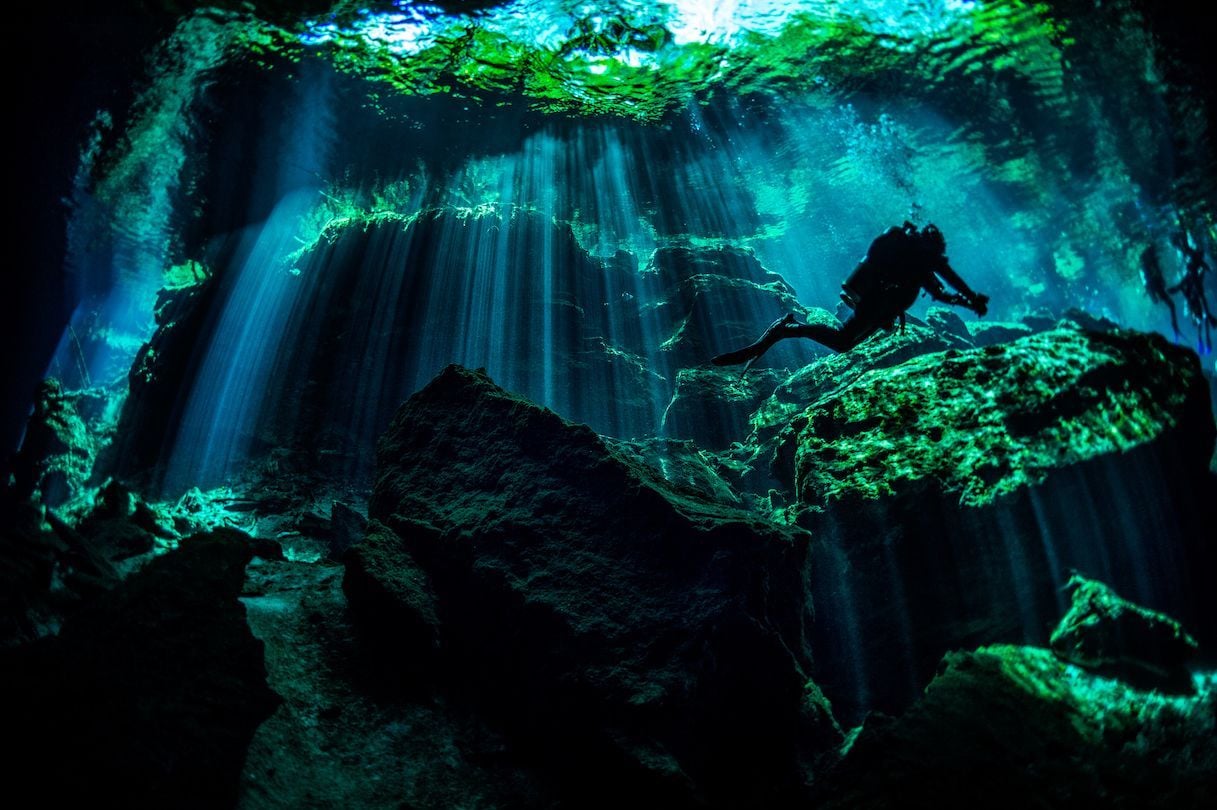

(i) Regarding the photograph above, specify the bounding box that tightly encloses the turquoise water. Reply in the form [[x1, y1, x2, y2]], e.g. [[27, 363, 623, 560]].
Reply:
[[48, 0, 1214, 488]]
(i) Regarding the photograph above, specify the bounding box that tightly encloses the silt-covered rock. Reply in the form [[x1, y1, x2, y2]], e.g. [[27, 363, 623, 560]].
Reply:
[[348, 364, 839, 806]]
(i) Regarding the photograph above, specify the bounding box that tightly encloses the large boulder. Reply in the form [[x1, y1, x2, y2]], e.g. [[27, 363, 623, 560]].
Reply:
[[346, 365, 839, 806], [787, 327, 1211, 509], [815, 644, 1217, 808], [1050, 573, 1199, 692], [732, 322, 973, 493], [776, 327, 1216, 719], [1, 530, 279, 806]]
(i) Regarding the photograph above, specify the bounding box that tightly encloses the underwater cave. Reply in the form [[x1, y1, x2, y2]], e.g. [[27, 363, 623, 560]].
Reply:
[[3, 1, 1216, 806]]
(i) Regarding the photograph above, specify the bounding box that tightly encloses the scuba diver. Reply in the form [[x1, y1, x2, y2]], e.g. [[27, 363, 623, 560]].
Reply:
[[1168, 232, 1217, 354], [712, 222, 989, 370], [1140, 244, 1180, 339]]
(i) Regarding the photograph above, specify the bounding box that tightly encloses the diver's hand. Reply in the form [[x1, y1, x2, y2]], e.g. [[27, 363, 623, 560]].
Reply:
[[970, 293, 989, 317]]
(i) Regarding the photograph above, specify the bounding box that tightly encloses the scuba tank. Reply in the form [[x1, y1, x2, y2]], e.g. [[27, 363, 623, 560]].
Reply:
[[840, 222, 919, 310]]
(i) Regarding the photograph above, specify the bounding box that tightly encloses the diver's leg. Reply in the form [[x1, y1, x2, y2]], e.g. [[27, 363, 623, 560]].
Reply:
[[787, 315, 876, 352], [711, 327, 790, 366], [1166, 298, 1180, 340]]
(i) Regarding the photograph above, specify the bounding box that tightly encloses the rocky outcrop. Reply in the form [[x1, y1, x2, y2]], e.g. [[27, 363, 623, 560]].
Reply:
[[346, 365, 838, 807], [8, 378, 96, 506], [2, 530, 279, 806], [0, 498, 118, 647], [815, 644, 1217, 808], [787, 327, 1211, 507], [1051, 573, 1199, 692], [98, 266, 218, 485], [241, 556, 556, 808], [729, 322, 973, 494], [661, 366, 786, 449], [764, 326, 1216, 718], [966, 320, 1036, 346]]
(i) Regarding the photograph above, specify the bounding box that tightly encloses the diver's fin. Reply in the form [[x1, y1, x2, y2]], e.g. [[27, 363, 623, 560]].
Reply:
[[711, 345, 759, 367]]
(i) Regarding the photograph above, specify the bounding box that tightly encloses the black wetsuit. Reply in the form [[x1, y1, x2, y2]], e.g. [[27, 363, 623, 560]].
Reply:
[[713, 226, 985, 365], [1168, 241, 1217, 353], [1141, 245, 1179, 337]]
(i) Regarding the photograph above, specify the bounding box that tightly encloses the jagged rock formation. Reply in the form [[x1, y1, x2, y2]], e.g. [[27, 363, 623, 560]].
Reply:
[[2, 530, 279, 806], [1051, 573, 1200, 692], [345, 364, 838, 807], [738, 322, 974, 491], [786, 328, 1209, 507], [817, 583, 1212, 806], [661, 365, 786, 449], [768, 326, 1216, 717], [815, 644, 1217, 809], [99, 266, 218, 485], [8, 378, 98, 505], [7, 313, 1214, 808]]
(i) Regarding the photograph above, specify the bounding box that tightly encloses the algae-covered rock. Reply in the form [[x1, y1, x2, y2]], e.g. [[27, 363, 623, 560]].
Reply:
[[775, 326, 1215, 720], [790, 328, 1211, 507], [357, 364, 839, 806], [735, 323, 972, 491], [9, 379, 96, 506], [967, 320, 1036, 346], [1051, 573, 1199, 692], [2, 529, 279, 806], [816, 644, 1217, 808]]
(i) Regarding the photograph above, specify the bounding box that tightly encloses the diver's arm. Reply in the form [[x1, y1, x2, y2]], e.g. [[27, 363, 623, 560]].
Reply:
[[932, 259, 977, 298], [931, 259, 988, 315]]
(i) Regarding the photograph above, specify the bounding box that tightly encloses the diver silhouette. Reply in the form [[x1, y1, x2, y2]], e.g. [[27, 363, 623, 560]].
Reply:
[[1168, 232, 1217, 354], [1140, 244, 1180, 339], [713, 222, 988, 370]]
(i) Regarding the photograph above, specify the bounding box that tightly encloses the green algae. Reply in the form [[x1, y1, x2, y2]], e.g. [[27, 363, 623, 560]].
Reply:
[[789, 328, 1204, 507], [1051, 573, 1199, 689], [821, 642, 1217, 808]]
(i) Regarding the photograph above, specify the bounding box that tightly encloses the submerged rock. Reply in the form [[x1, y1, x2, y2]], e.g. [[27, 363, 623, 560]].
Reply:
[[8, 379, 96, 506], [0, 498, 118, 646], [329, 499, 368, 559], [2, 530, 279, 806], [789, 328, 1210, 507], [771, 326, 1215, 719], [734, 322, 972, 493], [966, 320, 1036, 346], [243, 557, 552, 808], [350, 364, 838, 806], [661, 366, 785, 449], [1051, 573, 1199, 692], [343, 518, 442, 678], [924, 305, 974, 344], [816, 644, 1217, 808], [99, 268, 218, 485]]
